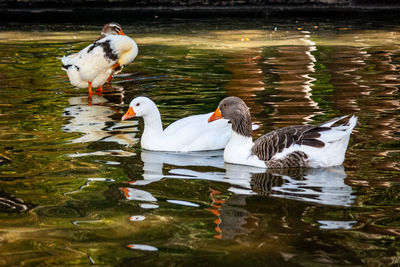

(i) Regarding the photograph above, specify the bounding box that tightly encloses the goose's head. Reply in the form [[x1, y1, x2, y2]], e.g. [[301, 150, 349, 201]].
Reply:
[[101, 22, 125, 37], [208, 96, 250, 122], [208, 96, 252, 137], [121, 97, 158, 121]]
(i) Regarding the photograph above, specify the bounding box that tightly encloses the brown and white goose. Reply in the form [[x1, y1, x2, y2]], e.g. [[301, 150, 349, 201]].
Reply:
[[61, 22, 138, 98], [208, 96, 357, 168]]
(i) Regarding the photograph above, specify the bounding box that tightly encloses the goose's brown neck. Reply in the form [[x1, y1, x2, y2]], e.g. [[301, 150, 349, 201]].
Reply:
[[231, 111, 252, 138]]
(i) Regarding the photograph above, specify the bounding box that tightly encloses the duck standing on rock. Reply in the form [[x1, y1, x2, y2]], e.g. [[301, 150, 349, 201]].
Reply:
[[61, 23, 138, 99], [208, 96, 357, 168]]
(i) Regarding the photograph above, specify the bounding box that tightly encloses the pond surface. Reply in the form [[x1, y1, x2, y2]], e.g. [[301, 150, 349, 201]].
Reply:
[[0, 17, 399, 265]]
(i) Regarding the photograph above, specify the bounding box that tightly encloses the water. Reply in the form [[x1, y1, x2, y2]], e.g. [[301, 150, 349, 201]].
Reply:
[[0, 17, 399, 265]]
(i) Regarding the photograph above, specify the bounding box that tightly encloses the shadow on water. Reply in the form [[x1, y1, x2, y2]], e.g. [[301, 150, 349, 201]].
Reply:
[[0, 17, 399, 265]]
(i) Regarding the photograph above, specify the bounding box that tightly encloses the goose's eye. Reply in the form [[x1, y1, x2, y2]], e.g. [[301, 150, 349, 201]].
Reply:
[[222, 104, 226, 107], [136, 103, 140, 107]]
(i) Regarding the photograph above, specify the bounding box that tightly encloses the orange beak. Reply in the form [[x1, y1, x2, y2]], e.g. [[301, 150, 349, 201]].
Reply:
[[121, 107, 136, 121], [208, 107, 223, 122], [118, 30, 126, 36]]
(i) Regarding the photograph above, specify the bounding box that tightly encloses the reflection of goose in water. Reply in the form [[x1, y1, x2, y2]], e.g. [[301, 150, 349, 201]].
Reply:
[[123, 150, 354, 239], [136, 150, 354, 207], [207, 188, 258, 240], [251, 166, 354, 207], [138, 150, 266, 190], [136, 150, 226, 186], [121, 150, 264, 240], [62, 95, 138, 145], [212, 165, 354, 240]]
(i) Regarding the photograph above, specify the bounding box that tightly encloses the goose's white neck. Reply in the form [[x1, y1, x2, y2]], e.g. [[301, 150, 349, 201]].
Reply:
[[140, 108, 163, 149], [224, 131, 266, 168]]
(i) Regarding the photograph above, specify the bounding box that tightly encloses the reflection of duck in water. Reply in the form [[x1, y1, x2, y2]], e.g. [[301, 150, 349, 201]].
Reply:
[[209, 97, 357, 168], [62, 96, 137, 145], [61, 23, 138, 99]]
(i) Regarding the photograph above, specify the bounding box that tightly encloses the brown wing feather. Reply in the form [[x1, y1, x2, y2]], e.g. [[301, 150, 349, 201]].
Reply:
[[251, 124, 327, 161]]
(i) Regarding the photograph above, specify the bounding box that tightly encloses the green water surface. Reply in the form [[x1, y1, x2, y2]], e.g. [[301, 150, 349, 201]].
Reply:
[[0, 18, 399, 266]]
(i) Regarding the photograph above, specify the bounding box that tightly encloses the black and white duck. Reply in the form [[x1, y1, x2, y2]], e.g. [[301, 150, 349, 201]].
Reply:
[[61, 23, 138, 98]]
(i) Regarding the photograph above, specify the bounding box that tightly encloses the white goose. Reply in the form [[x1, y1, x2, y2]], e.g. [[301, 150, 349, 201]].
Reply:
[[208, 96, 357, 168], [61, 22, 138, 98], [120, 96, 233, 152]]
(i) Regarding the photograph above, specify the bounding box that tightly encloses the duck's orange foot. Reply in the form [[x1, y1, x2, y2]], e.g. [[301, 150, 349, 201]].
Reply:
[[97, 86, 103, 96], [88, 81, 93, 100]]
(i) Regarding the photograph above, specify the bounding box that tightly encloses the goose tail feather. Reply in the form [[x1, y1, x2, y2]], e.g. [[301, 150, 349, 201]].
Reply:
[[318, 115, 357, 144]]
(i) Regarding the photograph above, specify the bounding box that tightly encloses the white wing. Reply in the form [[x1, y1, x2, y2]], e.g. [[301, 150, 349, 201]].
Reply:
[[161, 113, 232, 151]]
